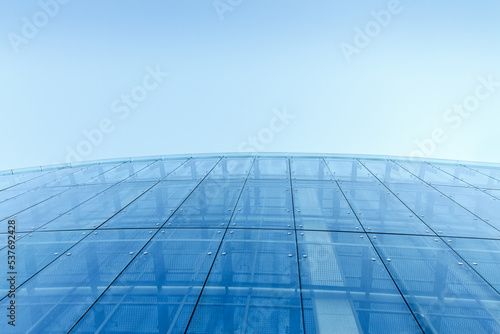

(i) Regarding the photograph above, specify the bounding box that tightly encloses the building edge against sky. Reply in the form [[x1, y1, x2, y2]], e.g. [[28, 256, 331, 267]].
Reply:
[[2, 152, 500, 176], [0, 153, 499, 333]]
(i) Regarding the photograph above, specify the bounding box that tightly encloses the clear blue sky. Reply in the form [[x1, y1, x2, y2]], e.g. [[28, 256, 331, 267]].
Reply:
[[1, 0, 500, 171]]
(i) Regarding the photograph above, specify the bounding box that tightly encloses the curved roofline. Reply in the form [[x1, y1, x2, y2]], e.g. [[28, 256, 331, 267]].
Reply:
[[2, 152, 500, 176]]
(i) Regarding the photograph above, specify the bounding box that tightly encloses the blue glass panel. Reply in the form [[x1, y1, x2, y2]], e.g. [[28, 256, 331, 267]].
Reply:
[[385, 183, 499, 239], [291, 157, 332, 181], [432, 185, 500, 233], [103, 180, 199, 229], [232, 180, 293, 229], [430, 163, 500, 189], [447, 237, 500, 292], [293, 181, 363, 232], [0, 229, 153, 333], [166, 180, 242, 228], [371, 234, 500, 333], [84, 161, 154, 185], [125, 159, 188, 182], [0, 186, 71, 221], [164, 158, 220, 181], [338, 181, 431, 235], [396, 161, 466, 186], [8, 184, 110, 232], [465, 165, 500, 188], [360, 159, 423, 184], [325, 158, 372, 182], [10, 166, 88, 190], [187, 229, 303, 333], [0, 170, 49, 191], [44, 163, 122, 187], [42, 182, 155, 231], [207, 157, 254, 180], [298, 231, 421, 334], [0, 230, 87, 298], [249, 157, 289, 180], [0, 187, 48, 204], [70, 228, 223, 333]]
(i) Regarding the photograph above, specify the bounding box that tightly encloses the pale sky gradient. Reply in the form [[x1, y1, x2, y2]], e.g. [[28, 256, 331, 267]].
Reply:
[[1, 0, 500, 171]]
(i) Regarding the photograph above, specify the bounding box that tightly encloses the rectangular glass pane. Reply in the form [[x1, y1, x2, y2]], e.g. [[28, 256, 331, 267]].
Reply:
[[325, 158, 372, 182], [207, 157, 254, 180], [103, 180, 199, 229], [361, 159, 423, 184], [430, 163, 500, 189], [465, 165, 500, 189], [291, 158, 333, 181], [371, 234, 500, 333], [293, 181, 363, 232], [164, 158, 220, 181], [396, 161, 466, 186], [167, 180, 242, 228], [249, 157, 290, 180], [42, 182, 155, 231], [45, 163, 123, 187], [0, 186, 71, 221], [298, 231, 421, 334], [447, 237, 500, 292], [432, 185, 500, 233], [232, 180, 293, 229], [0, 229, 153, 333], [0, 170, 49, 191], [126, 159, 188, 182], [338, 181, 431, 235], [384, 183, 499, 239], [84, 161, 154, 185], [0, 230, 87, 298], [10, 167, 87, 191], [70, 228, 223, 333], [187, 229, 303, 333]]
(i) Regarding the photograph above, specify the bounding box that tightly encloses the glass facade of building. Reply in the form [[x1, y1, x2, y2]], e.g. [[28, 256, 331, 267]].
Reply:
[[1, 154, 499, 333]]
